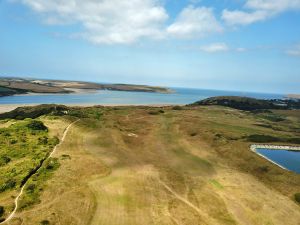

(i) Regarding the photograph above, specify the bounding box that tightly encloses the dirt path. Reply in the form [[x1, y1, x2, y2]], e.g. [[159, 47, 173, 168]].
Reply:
[[159, 180, 217, 225], [0, 119, 79, 224]]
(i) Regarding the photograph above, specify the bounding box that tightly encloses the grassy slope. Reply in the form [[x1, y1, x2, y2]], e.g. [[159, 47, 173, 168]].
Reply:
[[0, 119, 61, 221], [2, 106, 300, 225]]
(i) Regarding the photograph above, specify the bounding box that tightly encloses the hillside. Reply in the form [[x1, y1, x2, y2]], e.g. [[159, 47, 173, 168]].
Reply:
[[191, 96, 300, 110], [0, 104, 299, 224], [0, 77, 172, 97], [0, 86, 26, 97], [0, 104, 69, 120]]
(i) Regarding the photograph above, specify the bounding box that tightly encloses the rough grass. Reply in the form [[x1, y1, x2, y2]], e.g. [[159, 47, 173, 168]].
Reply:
[[2, 106, 300, 225]]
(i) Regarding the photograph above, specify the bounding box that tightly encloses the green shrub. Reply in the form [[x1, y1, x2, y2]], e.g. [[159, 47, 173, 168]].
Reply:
[[0, 156, 11, 166], [247, 134, 281, 143], [0, 104, 69, 120], [0, 206, 4, 217], [190, 132, 197, 136], [288, 138, 300, 144], [26, 184, 36, 194], [38, 137, 48, 145], [260, 114, 285, 122], [10, 139, 17, 144], [148, 111, 159, 115], [19, 158, 60, 209], [27, 120, 47, 131], [61, 154, 71, 160], [256, 166, 269, 173], [0, 179, 16, 192], [295, 193, 300, 204], [40, 220, 50, 225], [172, 106, 183, 110]]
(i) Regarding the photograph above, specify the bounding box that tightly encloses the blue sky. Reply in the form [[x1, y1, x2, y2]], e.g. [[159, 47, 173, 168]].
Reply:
[[0, 0, 300, 94]]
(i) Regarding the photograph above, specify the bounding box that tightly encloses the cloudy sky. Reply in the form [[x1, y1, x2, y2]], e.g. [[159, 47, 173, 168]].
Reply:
[[0, 0, 300, 94]]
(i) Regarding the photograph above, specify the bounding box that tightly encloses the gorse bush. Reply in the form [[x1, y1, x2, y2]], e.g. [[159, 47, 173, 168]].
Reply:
[[40, 220, 50, 225], [19, 158, 60, 209], [172, 106, 183, 110], [247, 134, 281, 143], [0, 104, 69, 120], [295, 193, 300, 204], [27, 120, 48, 131], [0, 205, 4, 217], [0, 120, 57, 193]]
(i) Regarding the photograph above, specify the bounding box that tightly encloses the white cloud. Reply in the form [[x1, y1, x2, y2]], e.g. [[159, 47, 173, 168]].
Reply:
[[222, 9, 269, 25], [167, 6, 223, 39], [286, 44, 300, 56], [16, 1, 225, 44], [236, 47, 247, 52], [222, 0, 300, 26], [246, 0, 300, 12], [17, 0, 169, 44], [199, 43, 229, 53]]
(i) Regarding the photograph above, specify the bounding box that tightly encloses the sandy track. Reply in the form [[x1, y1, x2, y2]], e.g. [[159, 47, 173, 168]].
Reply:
[[0, 119, 79, 224], [159, 180, 217, 225]]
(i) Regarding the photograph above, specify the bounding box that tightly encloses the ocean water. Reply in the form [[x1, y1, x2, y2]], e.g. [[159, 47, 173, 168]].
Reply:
[[0, 87, 284, 105], [256, 148, 300, 173]]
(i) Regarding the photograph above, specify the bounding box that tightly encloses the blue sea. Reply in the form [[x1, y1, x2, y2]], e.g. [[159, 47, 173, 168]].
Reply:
[[0, 87, 284, 105]]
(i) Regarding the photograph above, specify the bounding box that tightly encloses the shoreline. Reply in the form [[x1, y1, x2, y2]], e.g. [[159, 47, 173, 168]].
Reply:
[[250, 144, 300, 151]]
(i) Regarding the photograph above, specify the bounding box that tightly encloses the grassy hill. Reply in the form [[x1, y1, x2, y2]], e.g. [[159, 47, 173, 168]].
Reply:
[[191, 96, 300, 110], [0, 105, 299, 224], [0, 104, 70, 120]]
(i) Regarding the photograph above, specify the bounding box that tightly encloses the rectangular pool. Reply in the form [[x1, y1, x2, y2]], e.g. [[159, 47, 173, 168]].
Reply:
[[256, 148, 300, 173]]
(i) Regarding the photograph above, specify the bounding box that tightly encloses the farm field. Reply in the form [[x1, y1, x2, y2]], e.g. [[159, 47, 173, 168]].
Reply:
[[0, 105, 300, 225]]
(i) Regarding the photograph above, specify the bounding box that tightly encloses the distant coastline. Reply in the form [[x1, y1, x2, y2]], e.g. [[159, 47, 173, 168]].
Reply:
[[0, 77, 173, 97], [287, 94, 300, 99]]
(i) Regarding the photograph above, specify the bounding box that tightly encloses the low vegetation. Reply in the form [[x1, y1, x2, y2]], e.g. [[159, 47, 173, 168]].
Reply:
[[19, 158, 60, 209], [0, 119, 59, 217], [0, 104, 299, 224], [295, 193, 300, 204], [191, 96, 300, 110], [246, 134, 300, 144], [246, 134, 282, 143], [172, 105, 184, 110], [0, 104, 69, 120], [0, 205, 4, 218]]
